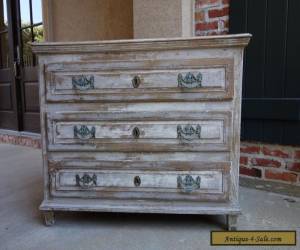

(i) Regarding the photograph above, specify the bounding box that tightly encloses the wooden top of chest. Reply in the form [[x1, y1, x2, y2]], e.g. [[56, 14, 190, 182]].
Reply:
[[31, 34, 251, 55]]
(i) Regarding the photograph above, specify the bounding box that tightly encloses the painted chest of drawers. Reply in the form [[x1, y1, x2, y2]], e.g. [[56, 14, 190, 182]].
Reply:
[[32, 34, 251, 230]]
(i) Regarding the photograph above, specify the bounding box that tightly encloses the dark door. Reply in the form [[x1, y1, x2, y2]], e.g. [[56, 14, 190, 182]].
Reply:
[[230, 0, 300, 145], [0, 0, 18, 130], [17, 0, 42, 132], [0, 0, 42, 133]]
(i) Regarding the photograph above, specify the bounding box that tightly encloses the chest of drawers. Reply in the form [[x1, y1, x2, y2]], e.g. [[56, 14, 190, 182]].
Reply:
[[32, 34, 251, 230]]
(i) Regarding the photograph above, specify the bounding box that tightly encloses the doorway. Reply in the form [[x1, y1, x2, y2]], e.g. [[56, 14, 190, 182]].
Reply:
[[230, 0, 300, 145], [0, 0, 42, 133]]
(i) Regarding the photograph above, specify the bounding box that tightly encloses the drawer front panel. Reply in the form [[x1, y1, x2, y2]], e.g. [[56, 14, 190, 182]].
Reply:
[[47, 111, 231, 152], [45, 58, 234, 102], [50, 169, 229, 201]]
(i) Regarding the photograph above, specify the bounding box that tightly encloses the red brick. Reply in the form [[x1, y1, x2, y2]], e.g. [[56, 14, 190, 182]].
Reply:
[[262, 146, 290, 159], [240, 166, 262, 178], [0, 134, 41, 149], [196, 0, 220, 8], [265, 170, 297, 183], [195, 21, 219, 31], [287, 162, 300, 173], [294, 150, 300, 160], [240, 145, 260, 154], [240, 156, 248, 165], [251, 158, 281, 168], [208, 7, 229, 18]]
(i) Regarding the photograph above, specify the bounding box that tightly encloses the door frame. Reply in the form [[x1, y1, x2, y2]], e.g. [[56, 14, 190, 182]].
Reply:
[[0, 0, 41, 132], [0, 0, 22, 131]]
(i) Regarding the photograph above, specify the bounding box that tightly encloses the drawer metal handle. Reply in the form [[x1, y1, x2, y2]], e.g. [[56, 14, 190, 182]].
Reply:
[[132, 75, 141, 88], [177, 124, 201, 141], [178, 72, 202, 88], [74, 125, 96, 139], [177, 175, 201, 193], [72, 75, 95, 90], [134, 176, 141, 187], [76, 174, 97, 188], [132, 127, 140, 139]]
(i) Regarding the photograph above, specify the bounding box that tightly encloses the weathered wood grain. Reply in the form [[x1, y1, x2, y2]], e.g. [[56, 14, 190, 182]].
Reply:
[[31, 34, 251, 54], [46, 111, 231, 152], [40, 198, 241, 215], [33, 35, 250, 228], [48, 151, 231, 163], [45, 55, 233, 102], [50, 169, 228, 202], [45, 58, 233, 102]]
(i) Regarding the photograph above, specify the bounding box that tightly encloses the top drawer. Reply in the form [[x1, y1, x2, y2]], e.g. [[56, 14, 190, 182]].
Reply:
[[45, 58, 234, 103]]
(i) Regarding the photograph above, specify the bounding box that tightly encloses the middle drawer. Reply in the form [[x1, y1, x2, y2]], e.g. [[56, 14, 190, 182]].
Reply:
[[47, 111, 232, 152]]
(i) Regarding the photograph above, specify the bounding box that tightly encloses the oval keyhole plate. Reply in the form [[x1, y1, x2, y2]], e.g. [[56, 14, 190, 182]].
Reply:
[[132, 127, 140, 139], [134, 176, 141, 187]]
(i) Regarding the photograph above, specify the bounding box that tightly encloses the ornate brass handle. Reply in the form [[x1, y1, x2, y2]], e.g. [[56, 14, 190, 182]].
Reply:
[[74, 125, 96, 139], [72, 75, 95, 90], [76, 174, 97, 188], [177, 175, 201, 193], [132, 75, 141, 88], [178, 72, 202, 88], [177, 124, 201, 141]]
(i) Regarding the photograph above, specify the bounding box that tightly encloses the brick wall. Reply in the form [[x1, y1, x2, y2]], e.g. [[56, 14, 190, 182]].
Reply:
[[0, 133, 41, 149], [240, 142, 300, 186], [195, 0, 230, 36]]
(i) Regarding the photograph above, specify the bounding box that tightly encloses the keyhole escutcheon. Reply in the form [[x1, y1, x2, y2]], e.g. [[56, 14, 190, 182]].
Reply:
[[134, 176, 141, 187], [132, 127, 140, 139]]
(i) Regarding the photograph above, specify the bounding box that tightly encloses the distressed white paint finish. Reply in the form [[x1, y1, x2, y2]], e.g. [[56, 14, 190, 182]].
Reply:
[[50, 169, 228, 201], [47, 111, 231, 152], [45, 102, 234, 114], [56, 170, 223, 191], [32, 35, 251, 227], [48, 151, 231, 163], [41, 198, 241, 215], [56, 121, 222, 139], [45, 58, 232, 102], [51, 68, 225, 90], [31, 34, 251, 53]]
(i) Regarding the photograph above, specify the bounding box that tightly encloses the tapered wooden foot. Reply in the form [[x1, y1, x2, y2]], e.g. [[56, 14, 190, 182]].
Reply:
[[226, 215, 238, 231], [43, 211, 55, 226]]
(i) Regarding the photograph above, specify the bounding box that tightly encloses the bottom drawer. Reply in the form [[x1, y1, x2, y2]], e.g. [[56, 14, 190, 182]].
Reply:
[[50, 169, 229, 202]]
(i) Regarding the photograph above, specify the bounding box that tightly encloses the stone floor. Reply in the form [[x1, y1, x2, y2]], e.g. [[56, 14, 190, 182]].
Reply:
[[0, 143, 299, 250]]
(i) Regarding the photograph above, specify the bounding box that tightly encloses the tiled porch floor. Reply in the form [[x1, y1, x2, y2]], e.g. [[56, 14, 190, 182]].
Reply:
[[0, 144, 299, 250]]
